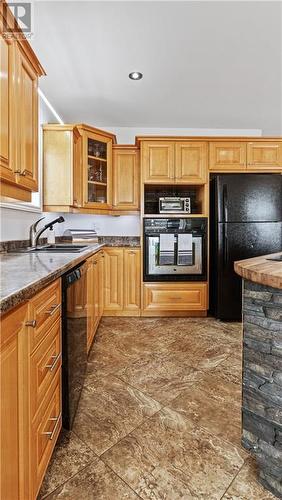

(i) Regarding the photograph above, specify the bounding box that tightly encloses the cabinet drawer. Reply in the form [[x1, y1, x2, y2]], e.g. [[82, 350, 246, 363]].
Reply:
[[30, 318, 61, 419], [143, 283, 207, 312], [31, 371, 61, 498], [28, 280, 61, 352]]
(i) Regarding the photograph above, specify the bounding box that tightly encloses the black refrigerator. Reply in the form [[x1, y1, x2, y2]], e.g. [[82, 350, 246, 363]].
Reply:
[[210, 174, 282, 321]]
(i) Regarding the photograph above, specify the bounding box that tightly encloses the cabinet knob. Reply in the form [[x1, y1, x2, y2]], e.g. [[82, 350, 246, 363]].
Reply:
[[26, 320, 36, 327]]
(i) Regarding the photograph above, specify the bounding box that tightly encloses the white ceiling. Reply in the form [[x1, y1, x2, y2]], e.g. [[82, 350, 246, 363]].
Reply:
[[31, 1, 282, 134]]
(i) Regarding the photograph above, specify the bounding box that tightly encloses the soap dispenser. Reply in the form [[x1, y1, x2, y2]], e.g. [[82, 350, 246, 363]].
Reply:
[[47, 226, 55, 244]]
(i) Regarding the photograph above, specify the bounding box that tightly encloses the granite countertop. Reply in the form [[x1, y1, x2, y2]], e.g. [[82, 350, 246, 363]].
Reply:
[[234, 252, 282, 290], [0, 236, 141, 315], [0, 243, 105, 315]]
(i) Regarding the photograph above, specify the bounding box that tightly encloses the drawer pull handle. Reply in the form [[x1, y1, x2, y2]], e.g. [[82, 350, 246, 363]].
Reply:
[[45, 304, 60, 316], [26, 320, 37, 327], [45, 353, 61, 371], [42, 412, 61, 440]]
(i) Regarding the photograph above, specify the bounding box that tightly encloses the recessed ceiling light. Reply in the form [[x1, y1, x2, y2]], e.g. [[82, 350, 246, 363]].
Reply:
[[129, 72, 143, 80]]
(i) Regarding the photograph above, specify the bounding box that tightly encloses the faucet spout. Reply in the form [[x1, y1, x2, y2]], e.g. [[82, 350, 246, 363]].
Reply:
[[30, 216, 65, 248]]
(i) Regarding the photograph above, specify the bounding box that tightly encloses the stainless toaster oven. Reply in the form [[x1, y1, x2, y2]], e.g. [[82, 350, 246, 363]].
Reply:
[[159, 197, 191, 214]]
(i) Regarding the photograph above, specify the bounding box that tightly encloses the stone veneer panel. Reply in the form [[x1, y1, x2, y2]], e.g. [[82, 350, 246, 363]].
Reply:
[[242, 279, 282, 499]]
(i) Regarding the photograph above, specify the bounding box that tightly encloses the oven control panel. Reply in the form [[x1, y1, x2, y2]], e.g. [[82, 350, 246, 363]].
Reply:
[[144, 218, 207, 234]]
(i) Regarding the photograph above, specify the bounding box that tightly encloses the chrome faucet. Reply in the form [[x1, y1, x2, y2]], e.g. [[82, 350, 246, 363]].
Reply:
[[30, 216, 65, 248]]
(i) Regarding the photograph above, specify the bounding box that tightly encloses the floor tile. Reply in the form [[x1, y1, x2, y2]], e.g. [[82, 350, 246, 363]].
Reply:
[[73, 374, 161, 455], [102, 407, 245, 500], [213, 353, 243, 386], [222, 458, 277, 499], [116, 352, 203, 404], [45, 459, 140, 499], [193, 369, 242, 407], [168, 385, 243, 449], [38, 430, 97, 499]]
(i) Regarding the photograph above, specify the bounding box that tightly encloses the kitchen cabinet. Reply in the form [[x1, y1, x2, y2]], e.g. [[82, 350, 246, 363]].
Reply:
[[175, 142, 207, 183], [104, 248, 124, 312], [142, 283, 207, 315], [1, 303, 28, 500], [0, 279, 62, 500], [142, 140, 207, 184], [87, 250, 104, 352], [209, 142, 247, 171], [103, 247, 141, 316], [43, 124, 116, 213], [247, 142, 282, 170], [0, 5, 44, 201], [123, 248, 141, 313], [142, 141, 175, 183], [209, 140, 282, 171], [112, 146, 140, 211]]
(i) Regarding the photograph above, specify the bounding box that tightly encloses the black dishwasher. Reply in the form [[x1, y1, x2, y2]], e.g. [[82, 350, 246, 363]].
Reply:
[[62, 261, 88, 429]]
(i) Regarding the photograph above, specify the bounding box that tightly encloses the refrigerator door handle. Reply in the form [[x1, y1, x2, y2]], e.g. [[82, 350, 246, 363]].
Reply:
[[223, 224, 228, 265], [223, 184, 228, 222]]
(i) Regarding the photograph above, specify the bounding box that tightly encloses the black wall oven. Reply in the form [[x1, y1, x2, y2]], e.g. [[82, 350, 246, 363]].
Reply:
[[143, 218, 207, 282]]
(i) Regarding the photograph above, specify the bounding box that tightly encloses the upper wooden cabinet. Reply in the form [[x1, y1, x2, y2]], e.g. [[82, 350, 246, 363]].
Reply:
[[175, 142, 207, 183], [247, 142, 282, 170], [16, 46, 39, 191], [209, 142, 247, 171], [83, 129, 112, 209], [209, 140, 282, 172], [43, 124, 116, 213], [142, 141, 175, 183], [141, 140, 207, 184], [112, 146, 139, 211], [0, 4, 44, 201]]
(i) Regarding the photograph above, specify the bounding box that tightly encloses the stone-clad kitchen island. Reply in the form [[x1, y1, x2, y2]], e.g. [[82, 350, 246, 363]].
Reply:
[[235, 253, 282, 499]]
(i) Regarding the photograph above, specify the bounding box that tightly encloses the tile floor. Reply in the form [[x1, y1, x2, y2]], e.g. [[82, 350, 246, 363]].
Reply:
[[39, 317, 276, 499]]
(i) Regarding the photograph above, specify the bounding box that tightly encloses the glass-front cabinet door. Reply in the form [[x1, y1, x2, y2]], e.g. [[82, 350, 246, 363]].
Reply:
[[83, 131, 112, 209]]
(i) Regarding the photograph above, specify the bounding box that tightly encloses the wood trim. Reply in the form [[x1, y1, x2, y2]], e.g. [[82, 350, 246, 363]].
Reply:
[[136, 136, 282, 145], [0, 181, 31, 201]]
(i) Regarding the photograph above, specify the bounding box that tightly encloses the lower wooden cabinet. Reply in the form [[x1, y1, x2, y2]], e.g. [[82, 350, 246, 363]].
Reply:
[[87, 250, 104, 352], [1, 303, 28, 500], [31, 371, 61, 499], [103, 247, 141, 316], [142, 282, 208, 316], [0, 279, 62, 500]]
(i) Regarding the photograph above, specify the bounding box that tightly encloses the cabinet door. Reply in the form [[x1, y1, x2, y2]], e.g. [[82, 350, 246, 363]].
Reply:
[[175, 142, 207, 183], [124, 248, 141, 314], [209, 142, 247, 171], [142, 141, 174, 183], [83, 131, 112, 209], [93, 258, 100, 330], [1, 303, 29, 500], [113, 148, 139, 210], [97, 251, 104, 318], [0, 35, 17, 186], [86, 260, 94, 351], [104, 248, 124, 311], [16, 45, 39, 191], [247, 142, 282, 170]]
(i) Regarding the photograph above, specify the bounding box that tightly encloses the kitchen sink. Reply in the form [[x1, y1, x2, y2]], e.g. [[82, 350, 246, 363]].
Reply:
[[266, 254, 282, 262], [9, 244, 89, 253]]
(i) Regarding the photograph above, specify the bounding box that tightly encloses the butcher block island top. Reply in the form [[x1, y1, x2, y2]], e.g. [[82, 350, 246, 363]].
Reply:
[[235, 252, 282, 289]]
